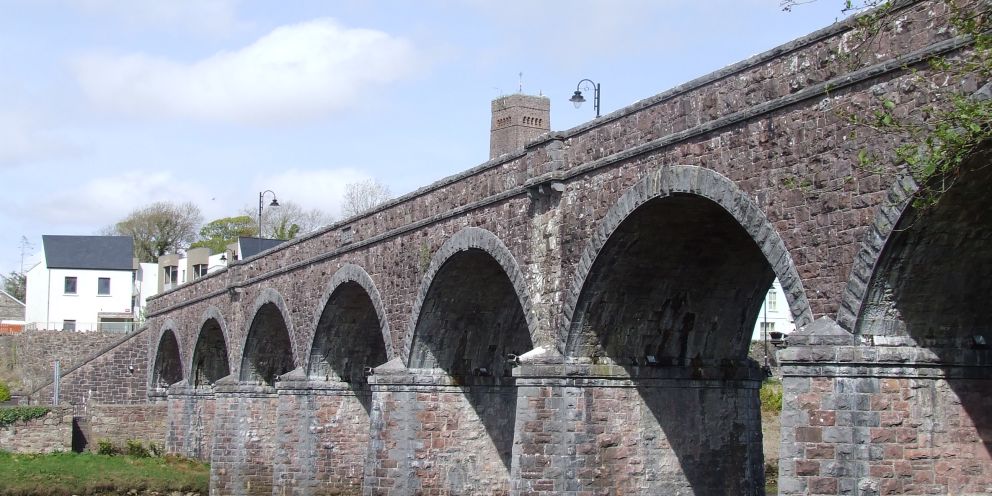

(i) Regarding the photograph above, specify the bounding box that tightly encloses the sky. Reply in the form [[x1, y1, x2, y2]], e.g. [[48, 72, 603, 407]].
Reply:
[[0, 0, 851, 276]]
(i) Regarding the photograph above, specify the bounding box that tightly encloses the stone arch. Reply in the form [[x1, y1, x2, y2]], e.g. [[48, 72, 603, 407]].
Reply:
[[563, 165, 811, 357], [239, 287, 296, 385], [849, 154, 992, 348], [151, 319, 184, 389], [306, 264, 391, 387], [402, 226, 537, 367], [189, 306, 232, 387], [835, 174, 918, 333]]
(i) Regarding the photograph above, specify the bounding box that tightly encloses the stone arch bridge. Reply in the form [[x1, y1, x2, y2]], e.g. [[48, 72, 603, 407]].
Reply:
[[35, 1, 992, 494]]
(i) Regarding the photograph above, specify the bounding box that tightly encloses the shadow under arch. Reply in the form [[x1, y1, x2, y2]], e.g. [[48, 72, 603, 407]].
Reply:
[[190, 307, 231, 388], [848, 152, 992, 472], [406, 227, 535, 473], [307, 264, 390, 413], [152, 321, 184, 389], [562, 165, 809, 495], [240, 288, 296, 385]]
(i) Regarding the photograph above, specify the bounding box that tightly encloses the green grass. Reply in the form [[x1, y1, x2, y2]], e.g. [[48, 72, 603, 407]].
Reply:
[[0, 451, 209, 496]]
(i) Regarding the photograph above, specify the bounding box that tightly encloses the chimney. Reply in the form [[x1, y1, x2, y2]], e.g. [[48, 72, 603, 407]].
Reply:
[[489, 94, 550, 159]]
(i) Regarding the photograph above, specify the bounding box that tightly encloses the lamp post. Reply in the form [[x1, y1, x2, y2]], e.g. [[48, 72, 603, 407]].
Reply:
[[569, 78, 601, 118], [258, 190, 279, 237]]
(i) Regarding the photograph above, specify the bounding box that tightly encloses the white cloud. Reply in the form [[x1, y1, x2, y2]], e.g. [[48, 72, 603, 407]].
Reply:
[[68, 0, 245, 36], [254, 168, 375, 218], [0, 111, 79, 168], [71, 18, 422, 125], [31, 171, 212, 226]]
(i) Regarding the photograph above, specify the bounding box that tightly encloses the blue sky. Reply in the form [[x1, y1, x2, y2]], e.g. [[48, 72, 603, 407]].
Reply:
[[0, 0, 849, 275]]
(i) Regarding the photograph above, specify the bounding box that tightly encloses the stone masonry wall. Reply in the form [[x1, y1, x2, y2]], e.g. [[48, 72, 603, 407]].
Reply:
[[87, 403, 167, 451], [779, 320, 992, 495], [28, 327, 151, 407], [0, 329, 126, 392], [0, 406, 71, 453]]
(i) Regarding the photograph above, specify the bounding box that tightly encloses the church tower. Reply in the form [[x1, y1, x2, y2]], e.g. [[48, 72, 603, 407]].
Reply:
[[489, 94, 550, 159]]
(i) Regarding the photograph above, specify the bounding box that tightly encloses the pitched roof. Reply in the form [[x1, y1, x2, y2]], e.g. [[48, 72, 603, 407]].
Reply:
[[42, 235, 134, 271], [238, 237, 286, 260]]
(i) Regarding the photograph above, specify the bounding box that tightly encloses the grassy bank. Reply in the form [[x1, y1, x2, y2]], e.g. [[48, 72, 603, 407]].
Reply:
[[0, 451, 209, 496]]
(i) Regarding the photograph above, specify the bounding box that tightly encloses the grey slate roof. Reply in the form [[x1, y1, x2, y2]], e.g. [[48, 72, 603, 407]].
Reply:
[[42, 235, 134, 271], [239, 237, 286, 260]]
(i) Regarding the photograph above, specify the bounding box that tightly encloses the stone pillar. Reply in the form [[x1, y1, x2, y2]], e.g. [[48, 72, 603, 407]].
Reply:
[[165, 381, 216, 460], [365, 360, 516, 495], [272, 371, 371, 495], [778, 318, 992, 495], [210, 377, 279, 496], [511, 358, 766, 494]]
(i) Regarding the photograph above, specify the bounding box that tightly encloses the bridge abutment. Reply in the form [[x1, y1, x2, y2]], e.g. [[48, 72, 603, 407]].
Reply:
[[365, 367, 517, 495], [511, 361, 766, 494], [165, 383, 215, 460], [779, 319, 992, 495], [272, 375, 369, 495], [210, 380, 280, 496]]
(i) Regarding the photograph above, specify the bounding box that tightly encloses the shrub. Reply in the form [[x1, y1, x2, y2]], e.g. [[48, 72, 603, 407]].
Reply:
[[97, 439, 118, 456], [759, 378, 783, 414], [126, 439, 150, 458], [0, 407, 50, 427], [148, 442, 164, 458], [0, 381, 10, 402]]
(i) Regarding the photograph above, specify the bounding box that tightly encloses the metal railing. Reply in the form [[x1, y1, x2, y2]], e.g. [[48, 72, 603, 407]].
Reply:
[[24, 321, 137, 334]]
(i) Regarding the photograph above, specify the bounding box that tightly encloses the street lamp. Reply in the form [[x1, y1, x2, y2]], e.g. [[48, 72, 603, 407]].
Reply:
[[569, 78, 601, 118], [258, 190, 279, 237]]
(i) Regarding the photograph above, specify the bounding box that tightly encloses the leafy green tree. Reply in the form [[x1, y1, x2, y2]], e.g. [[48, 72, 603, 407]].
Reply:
[[190, 215, 258, 253], [1, 271, 25, 302], [105, 202, 203, 263]]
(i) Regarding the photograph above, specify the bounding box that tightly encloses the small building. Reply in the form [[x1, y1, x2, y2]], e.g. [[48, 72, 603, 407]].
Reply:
[[751, 278, 796, 342], [155, 237, 285, 293], [25, 235, 139, 332]]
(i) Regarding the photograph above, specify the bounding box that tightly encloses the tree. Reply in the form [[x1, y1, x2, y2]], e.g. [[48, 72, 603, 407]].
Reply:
[[106, 201, 203, 263], [241, 201, 333, 240], [190, 215, 257, 253], [1, 271, 25, 302], [342, 179, 392, 218]]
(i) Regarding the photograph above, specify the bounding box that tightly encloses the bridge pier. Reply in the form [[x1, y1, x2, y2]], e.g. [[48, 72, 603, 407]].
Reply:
[[272, 372, 369, 495], [365, 365, 517, 495], [210, 379, 280, 496], [165, 382, 215, 460], [778, 319, 992, 495], [512, 361, 766, 495]]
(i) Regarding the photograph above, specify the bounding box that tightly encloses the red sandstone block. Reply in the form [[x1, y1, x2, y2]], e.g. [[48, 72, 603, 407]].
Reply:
[[797, 426, 823, 443], [797, 460, 820, 476], [879, 478, 903, 495], [809, 477, 838, 494], [807, 445, 836, 459], [871, 464, 895, 478]]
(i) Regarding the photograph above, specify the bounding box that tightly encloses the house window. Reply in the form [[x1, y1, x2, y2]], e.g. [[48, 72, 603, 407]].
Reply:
[[163, 266, 178, 285], [63, 320, 76, 332], [760, 322, 776, 335], [193, 264, 208, 279], [98, 277, 111, 295], [64, 276, 77, 295], [767, 290, 778, 311]]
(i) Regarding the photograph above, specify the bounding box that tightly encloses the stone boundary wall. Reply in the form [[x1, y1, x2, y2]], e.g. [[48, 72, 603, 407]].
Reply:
[[26, 327, 152, 406], [0, 329, 126, 393], [87, 403, 167, 451], [0, 406, 71, 453]]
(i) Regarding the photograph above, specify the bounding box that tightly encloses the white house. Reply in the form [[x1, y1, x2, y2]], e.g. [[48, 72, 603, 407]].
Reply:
[[155, 237, 285, 293], [25, 235, 138, 332], [751, 278, 796, 341]]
